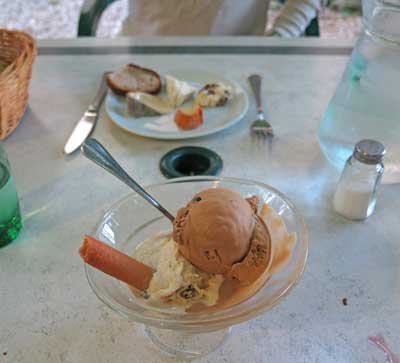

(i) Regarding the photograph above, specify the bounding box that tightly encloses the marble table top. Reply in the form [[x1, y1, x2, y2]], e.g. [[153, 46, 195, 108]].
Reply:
[[1, 37, 399, 363]]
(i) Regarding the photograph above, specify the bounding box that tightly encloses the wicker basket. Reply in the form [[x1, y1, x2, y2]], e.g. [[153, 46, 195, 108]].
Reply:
[[0, 29, 37, 140]]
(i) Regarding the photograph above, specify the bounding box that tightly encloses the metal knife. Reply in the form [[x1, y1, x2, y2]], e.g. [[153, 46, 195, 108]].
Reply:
[[64, 72, 110, 154]]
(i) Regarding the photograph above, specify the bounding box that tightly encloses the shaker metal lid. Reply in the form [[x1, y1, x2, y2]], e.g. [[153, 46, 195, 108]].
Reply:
[[354, 139, 386, 164]]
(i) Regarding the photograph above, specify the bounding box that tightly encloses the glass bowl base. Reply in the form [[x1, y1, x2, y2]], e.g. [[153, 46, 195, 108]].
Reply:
[[144, 325, 232, 359]]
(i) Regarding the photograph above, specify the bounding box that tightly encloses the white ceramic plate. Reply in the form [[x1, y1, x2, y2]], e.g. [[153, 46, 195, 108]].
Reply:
[[105, 69, 249, 140]]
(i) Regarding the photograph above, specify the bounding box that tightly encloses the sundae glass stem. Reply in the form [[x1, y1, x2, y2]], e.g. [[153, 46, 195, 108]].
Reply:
[[81, 138, 175, 222]]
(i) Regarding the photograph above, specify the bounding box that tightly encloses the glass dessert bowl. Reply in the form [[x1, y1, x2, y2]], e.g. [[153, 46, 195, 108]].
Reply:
[[85, 176, 308, 358]]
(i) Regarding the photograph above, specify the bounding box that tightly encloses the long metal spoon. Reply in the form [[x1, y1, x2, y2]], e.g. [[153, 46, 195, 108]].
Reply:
[[81, 138, 175, 222]]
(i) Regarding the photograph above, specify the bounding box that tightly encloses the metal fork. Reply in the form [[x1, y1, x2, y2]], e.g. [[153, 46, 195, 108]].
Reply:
[[248, 74, 273, 137]]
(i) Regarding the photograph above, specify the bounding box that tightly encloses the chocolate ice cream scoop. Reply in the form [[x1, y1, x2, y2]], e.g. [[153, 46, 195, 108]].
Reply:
[[173, 188, 254, 274], [228, 215, 272, 284], [173, 188, 272, 284]]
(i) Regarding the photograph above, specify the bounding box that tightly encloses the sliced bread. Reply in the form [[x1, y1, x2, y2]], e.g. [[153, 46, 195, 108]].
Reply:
[[107, 64, 162, 95]]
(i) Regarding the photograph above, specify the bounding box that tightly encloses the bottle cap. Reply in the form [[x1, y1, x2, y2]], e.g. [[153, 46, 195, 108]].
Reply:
[[354, 139, 385, 164]]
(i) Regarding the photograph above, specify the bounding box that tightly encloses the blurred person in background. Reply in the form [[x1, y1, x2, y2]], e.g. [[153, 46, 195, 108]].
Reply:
[[122, 0, 324, 37]]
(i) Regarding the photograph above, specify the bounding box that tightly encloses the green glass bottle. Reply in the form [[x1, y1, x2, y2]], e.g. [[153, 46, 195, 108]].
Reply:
[[0, 143, 22, 247]]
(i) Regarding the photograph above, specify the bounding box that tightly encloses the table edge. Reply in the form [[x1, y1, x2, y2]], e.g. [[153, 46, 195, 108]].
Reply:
[[37, 37, 354, 56]]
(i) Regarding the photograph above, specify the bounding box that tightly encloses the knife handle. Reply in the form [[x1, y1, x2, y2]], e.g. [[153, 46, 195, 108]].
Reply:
[[90, 72, 111, 111]]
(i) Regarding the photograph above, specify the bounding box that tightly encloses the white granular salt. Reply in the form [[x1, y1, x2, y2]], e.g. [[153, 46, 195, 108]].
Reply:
[[333, 184, 376, 220]]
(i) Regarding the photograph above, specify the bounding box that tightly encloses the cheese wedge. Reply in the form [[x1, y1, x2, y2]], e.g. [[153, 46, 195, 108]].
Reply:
[[127, 92, 173, 117], [165, 75, 197, 108]]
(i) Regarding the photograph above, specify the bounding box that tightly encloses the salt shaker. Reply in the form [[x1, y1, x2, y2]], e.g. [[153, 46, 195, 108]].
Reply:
[[333, 140, 385, 220]]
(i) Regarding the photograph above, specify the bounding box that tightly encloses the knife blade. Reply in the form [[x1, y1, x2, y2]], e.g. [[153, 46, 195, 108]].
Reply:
[[64, 72, 110, 154]]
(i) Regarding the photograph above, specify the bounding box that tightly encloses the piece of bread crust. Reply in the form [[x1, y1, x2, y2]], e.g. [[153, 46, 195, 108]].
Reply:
[[106, 64, 162, 96]]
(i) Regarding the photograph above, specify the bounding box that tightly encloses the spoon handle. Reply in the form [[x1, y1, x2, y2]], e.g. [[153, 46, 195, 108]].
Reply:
[[81, 138, 175, 222]]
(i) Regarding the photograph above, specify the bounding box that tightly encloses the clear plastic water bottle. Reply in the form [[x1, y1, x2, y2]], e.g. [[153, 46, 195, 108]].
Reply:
[[318, 0, 400, 184]]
